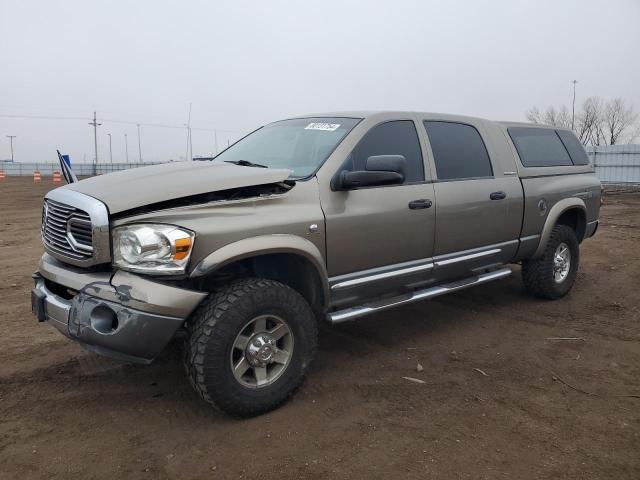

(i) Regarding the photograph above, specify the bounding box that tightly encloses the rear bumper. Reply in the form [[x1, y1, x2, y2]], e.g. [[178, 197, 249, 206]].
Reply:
[[585, 220, 599, 239], [33, 254, 207, 363]]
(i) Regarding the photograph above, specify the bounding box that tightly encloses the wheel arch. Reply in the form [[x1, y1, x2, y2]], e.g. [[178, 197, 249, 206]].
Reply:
[[533, 198, 587, 258], [189, 235, 329, 312]]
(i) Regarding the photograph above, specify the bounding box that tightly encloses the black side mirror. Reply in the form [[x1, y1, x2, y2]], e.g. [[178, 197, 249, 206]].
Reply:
[[365, 155, 406, 177], [332, 155, 406, 190]]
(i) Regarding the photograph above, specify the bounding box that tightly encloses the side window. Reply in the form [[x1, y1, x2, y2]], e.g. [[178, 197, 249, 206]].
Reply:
[[556, 130, 590, 165], [423, 121, 493, 181], [507, 127, 573, 167], [346, 120, 425, 184]]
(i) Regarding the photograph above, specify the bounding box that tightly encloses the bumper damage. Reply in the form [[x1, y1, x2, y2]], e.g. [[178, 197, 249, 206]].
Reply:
[[33, 254, 207, 364]]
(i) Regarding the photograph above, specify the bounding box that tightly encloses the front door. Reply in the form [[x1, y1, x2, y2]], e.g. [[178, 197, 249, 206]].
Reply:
[[319, 119, 436, 308]]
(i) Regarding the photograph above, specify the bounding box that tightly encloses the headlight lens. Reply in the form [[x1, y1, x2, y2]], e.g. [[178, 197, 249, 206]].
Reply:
[[113, 224, 194, 275]]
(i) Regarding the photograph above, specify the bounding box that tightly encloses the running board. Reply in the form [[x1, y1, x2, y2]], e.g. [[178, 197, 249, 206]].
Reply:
[[327, 267, 512, 324]]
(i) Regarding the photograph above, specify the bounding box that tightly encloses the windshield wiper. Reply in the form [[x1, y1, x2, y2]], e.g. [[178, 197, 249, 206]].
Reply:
[[224, 160, 268, 168]]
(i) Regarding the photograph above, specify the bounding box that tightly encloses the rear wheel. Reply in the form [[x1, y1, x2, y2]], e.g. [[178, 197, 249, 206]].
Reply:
[[522, 224, 580, 300], [184, 278, 317, 417]]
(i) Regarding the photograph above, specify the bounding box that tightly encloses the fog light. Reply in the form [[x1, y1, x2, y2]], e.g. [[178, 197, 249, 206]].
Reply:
[[90, 305, 119, 334]]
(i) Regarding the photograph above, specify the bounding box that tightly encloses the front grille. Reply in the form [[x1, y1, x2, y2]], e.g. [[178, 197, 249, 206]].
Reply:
[[42, 199, 94, 261]]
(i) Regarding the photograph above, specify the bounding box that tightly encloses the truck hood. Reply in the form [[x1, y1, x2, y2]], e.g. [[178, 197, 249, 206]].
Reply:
[[63, 161, 292, 214]]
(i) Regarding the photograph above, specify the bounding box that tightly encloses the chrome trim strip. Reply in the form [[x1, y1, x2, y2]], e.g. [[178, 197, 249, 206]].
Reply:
[[43, 189, 110, 267], [328, 267, 512, 323], [435, 248, 501, 267], [520, 234, 540, 242], [66, 218, 94, 252], [331, 262, 434, 291]]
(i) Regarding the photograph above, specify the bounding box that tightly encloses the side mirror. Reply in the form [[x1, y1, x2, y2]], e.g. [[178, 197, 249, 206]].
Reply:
[[333, 155, 406, 190], [365, 155, 406, 177]]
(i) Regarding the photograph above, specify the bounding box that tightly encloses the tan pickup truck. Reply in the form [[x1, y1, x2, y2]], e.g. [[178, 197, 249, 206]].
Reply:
[[32, 111, 600, 416]]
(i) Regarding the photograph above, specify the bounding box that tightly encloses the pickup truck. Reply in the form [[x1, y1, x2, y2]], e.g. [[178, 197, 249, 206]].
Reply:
[[32, 111, 600, 416]]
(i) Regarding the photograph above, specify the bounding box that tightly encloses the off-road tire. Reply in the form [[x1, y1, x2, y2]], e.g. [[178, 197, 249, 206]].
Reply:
[[522, 224, 580, 300], [184, 278, 317, 417]]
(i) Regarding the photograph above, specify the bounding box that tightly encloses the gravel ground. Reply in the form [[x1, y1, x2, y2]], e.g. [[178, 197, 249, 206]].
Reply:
[[1, 177, 639, 479]]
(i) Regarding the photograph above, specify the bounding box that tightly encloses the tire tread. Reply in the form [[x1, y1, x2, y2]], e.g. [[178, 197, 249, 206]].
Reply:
[[184, 278, 317, 417], [522, 225, 579, 300]]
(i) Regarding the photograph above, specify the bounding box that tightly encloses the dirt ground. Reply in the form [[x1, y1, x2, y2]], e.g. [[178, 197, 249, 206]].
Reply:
[[0, 177, 638, 479]]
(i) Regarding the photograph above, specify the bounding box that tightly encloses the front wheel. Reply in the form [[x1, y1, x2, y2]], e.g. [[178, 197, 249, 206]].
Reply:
[[522, 224, 580, 300], [184, 278, 317, 417]]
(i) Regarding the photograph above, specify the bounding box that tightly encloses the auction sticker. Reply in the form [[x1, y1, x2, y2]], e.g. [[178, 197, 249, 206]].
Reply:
[[304, 122, 341, 131]]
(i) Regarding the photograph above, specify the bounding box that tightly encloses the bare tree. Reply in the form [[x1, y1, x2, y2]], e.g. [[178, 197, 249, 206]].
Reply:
[[627, 123, 640, 144], [576, 97, 605, 146], [603, 98, 638, 145], [547, 105, 572, 129], [525, 105, 571, 128], [525, 96, 638, 146], [525, 106, 542, 123]]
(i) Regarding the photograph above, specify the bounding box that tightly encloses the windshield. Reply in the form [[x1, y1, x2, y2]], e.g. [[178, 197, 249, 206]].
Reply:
[[214, 117, 361, 178]]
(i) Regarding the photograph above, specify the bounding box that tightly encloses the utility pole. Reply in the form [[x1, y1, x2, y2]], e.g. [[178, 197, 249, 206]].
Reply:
[[214, 130, 218, 154], [107, 133, 113, 163], [124, 134, 129, 163], [6, 135, 16, 162], [185, 102, 193, 161], [88, 111, 102, 175], [189, 127, 193, 161], [89, 111, 101, 163], [571, 80, 578, 131], [136, 124, 142, 163]]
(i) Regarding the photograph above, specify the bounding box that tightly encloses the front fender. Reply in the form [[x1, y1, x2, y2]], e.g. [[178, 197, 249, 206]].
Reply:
[[533, 197, 586, 258], [189, 234, 329, 305]]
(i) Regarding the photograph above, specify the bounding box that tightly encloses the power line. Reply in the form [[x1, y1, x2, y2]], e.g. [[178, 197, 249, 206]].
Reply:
[[0, 113, 246, 134]]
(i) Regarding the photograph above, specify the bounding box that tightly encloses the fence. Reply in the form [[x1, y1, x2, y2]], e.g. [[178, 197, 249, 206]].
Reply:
[[0, 162, 164, 176], [586, 145, 640, 186]]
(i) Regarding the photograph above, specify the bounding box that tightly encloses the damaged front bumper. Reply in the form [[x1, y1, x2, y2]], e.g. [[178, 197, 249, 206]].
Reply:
[[32, 254, 207, 364]]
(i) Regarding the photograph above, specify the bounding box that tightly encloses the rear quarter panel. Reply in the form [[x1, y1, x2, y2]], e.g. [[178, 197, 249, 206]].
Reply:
[[520, 173, 601, 239]]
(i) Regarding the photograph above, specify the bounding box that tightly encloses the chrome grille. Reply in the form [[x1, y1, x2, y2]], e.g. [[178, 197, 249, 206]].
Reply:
[[42, 199, 93, 261]]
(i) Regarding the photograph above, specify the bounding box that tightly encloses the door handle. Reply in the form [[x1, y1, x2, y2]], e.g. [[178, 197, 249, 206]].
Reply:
[[490, 191, 506, 200], [408, 199, 433, 209]]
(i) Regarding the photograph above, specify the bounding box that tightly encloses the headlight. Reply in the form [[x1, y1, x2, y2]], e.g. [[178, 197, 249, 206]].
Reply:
[[112, 224, 194, 275]]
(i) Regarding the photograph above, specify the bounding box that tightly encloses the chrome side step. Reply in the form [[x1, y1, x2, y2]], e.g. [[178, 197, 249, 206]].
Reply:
[[327, 267, 512, 324]]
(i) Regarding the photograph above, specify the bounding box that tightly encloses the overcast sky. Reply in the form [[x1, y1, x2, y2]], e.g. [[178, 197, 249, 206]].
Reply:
[[1, 0, 639, 163]]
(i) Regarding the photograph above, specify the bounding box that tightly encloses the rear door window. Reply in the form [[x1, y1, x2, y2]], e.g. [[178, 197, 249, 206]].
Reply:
[[423, 121, 493, 181], [508, 127, 573, 167]]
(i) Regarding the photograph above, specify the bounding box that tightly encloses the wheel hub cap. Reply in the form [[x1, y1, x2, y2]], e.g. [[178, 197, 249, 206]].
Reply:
[[245, 334, 277, 367], [553, 242, 571, 283]]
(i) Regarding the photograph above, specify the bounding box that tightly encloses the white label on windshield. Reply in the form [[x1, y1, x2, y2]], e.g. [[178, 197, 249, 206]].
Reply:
[[304, 122, 341, 131]]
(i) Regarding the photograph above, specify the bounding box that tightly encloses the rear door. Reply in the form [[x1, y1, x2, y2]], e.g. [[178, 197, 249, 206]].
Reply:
[[419, 119, 522, 282]]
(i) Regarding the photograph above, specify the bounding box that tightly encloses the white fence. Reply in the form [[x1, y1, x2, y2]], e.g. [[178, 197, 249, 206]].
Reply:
[[586, 145, 640, 186]]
